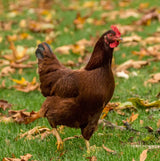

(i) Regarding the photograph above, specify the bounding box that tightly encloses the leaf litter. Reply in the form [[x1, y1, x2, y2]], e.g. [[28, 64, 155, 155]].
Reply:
[[0, 0, 160, 160], [2, 153, 34, 161]]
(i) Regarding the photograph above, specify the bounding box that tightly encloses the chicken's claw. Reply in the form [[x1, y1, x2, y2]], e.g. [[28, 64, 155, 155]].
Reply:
[[56, 141, 63, 151]]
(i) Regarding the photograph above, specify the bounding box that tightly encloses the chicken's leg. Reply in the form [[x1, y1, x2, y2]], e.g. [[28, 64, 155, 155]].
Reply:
[[85, 139, 90, 152], [52, 128, 63, 150]]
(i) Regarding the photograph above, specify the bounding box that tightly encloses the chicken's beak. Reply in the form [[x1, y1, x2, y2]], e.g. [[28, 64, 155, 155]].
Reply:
[[115, 37, 123, 42]]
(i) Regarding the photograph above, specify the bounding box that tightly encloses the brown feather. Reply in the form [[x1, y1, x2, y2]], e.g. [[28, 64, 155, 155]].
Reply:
[[35, 30, 119, 140]]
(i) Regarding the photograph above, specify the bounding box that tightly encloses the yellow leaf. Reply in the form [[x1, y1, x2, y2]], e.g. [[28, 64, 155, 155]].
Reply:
[[31, 77, 36, 85], [139, 3, 149, 9], [0, 36, 3, 43], [146, 19, 151, 26], [83, 1, 96, 8], [19, 33, 29, 40], [12, 77, 27, 86]]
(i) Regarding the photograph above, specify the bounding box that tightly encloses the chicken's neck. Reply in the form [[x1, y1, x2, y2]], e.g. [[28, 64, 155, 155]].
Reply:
[[85, 41, 113, 70]]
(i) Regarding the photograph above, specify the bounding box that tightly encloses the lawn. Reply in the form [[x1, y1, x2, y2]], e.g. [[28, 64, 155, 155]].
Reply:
[[0, 0, 160, 160]]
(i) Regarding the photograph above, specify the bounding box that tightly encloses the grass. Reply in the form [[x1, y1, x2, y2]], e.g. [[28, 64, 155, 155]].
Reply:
[[0, 0, 160, 160]]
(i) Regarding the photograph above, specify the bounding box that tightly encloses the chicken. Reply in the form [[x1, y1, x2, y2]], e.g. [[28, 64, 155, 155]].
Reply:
[[25, 25, 122, 151]]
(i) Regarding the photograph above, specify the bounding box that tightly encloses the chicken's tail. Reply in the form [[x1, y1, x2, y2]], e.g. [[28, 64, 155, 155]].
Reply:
[[35, 42, 65, 97], [35, 42, 62, 68], [36, 42, 53, 59]]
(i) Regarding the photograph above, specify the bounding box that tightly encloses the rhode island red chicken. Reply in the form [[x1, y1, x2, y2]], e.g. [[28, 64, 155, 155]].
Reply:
[[25, 26, 122, 151]]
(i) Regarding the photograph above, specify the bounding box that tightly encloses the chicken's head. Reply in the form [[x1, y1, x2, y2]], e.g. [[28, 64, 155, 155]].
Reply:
[[104, 25, 122, 48]]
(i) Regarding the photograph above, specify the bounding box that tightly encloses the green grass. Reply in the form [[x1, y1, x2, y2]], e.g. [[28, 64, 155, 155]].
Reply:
[[0, 0, 160, 160]]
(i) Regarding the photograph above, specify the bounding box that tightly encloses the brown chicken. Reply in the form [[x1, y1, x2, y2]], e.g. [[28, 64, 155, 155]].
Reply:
[[25, 26, 122, 151]]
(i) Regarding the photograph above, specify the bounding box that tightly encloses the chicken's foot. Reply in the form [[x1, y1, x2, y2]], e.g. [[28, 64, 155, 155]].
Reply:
[[52, 128, 63, 151]]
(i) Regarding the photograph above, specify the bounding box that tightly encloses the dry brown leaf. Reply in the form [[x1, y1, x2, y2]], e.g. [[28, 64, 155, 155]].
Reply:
[[0, 80, 6, 88], [0, 21, 12, 31], [0, 115, 13, 123], [101, 9, 139, 21], [126, 113, 139, 123], [116, 24, 143, 35], [140, 149, 148, 161], [86, 156, 97, 161], [139, 3, 149, 10], [10, 62, 34, 69], [144, 73, 160, 85], [29, 20, 54, 33], [0, 66, 15, 77], [123, 35, 142, 43], [132, 46, 160, 60], [3, 153, 33, 161], [140, 120, 144, 125], [114, 59, 149, 74], [55, 45, 72, 55], [119, 9, 140, 19], [55, 38, 92, 55], [8, 109, 34, 124], [157, 119, 160, 128], [17, 126, 52, 140], [0, 100, 12, 111], [102, 144, 117, 154], [136, 8, 160, 25]]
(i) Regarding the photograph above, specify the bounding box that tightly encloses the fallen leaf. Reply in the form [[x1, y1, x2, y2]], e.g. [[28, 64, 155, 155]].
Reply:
[[101, 102, 118, 119], [0, 115, 13, 123], [29, 20, 54, 33], [126, 113, 139, 123], [86, 156, 97, 161], [144, 73, 160, 85], [136, 8, 160, 25], [145, 126, 154, 133], [17, 126, 52, 140], [116, 24, 143, 35], [10, 62, 34, 69], [140, 120, 144, 125], [8, 109, 37, 124], [55, 38, 92, 55], [157, 119, 160, 128], [140, 149, 148, 161], [12, 77, 39, 92], [119, 9, 140, 19], [0, 21, 12, 31], [0, 100, 12, 111], [102, 144, 117, 154], [114, 59, 149, 75], [0, 80, 6, 88], [3, 153, 33, 161], [139, 3, 149, 10], [128, 98, 160, 109], [73, 13, 88, 29], [123, 35, 142, 43], [0, 66, 15, 77]]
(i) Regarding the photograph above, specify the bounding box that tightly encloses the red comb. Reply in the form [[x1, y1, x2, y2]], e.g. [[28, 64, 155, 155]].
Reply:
[[111, 25, 121, 37]]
